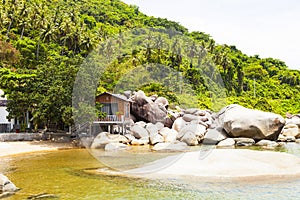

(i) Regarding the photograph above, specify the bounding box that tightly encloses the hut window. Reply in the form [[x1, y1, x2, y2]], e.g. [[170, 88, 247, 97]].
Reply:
[[101, 103, 118, 115]]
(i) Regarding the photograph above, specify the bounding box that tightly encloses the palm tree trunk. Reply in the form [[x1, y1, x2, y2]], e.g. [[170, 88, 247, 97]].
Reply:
[[6, 18, 13, 38], [20, 25, 25, 40]]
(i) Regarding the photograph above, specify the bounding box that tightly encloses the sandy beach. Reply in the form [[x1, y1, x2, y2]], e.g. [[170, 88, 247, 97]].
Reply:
[[0, 141, 74, 158], [2, 141, 300, 182]]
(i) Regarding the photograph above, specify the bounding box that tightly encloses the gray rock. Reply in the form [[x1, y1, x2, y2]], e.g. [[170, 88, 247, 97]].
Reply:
[[199, 116, 209, 122], [183, 114, 200, 122], [124, 134, 136, 142], [184, 108, 207, 116], [205, 119, 213, 128], [256, 139, 279, 147], [286, 115, 300, 128], [149, 132, 164, 145], [281, 123, 300, 138], [277, 134, 296, 142], [217, 138, 235, 147], [131, 90, 167, 123], [164, 117, 174, 128], [219, 104, 285, 140], [233, 138, 255, 146], [107, 134, 129, 144], [131, 138, 149, 145], [152, 141, 188, 151], [168, 110, 181, 122], [155, 122, 165, 131], [177, 124, 207, 141], [90, 132, 110, 149], [146, 123, 159, 136], [180, 131, 198, 146], [184, 108, 199, 115], [0, 174, 19, 193], [172, 117, 189, 132], [154, 97, 169, 109], [203, 127, 228, 145], [159, 127, 178, 143], [90, 132, 129, 149], [130, 125, 149, 139], [135, 121, 147, 128], [104, 143, 131, 151]]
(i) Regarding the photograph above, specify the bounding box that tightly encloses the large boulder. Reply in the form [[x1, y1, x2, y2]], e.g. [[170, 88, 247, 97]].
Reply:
[[130, 124, 149, 139], [159, 127, 178, 143], [218, 104, 285, 141], [172, 117, 189, 132], [90, 132, 129, 149], [180, 131, 199, 146], [131, 90, 167, 124], [217, 138, 235, 147], [149, 132, 164, 145], [90, 132, 110, 149], [147, 123, 163, 145], [146, 123, 159, 136], [177, 124, 207, 140], [203, 127, 228, 145]]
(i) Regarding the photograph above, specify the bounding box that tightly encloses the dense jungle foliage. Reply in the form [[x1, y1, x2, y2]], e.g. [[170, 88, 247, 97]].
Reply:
[[0, 0, 299, 130]]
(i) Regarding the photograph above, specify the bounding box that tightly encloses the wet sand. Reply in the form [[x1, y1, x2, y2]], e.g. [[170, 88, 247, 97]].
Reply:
[[0, 141, 74, 158]]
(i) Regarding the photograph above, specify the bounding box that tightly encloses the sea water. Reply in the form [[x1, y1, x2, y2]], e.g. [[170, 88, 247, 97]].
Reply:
[[1, 144, 300, 200]]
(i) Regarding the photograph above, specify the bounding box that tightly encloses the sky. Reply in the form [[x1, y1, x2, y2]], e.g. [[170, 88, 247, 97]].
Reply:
[[122, 0, 300, 70]]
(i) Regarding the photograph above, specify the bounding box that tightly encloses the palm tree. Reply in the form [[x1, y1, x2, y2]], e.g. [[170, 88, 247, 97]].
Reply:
[[115, 30, 124, 56], [187, 41, 197, 65], [154, 34, 165, 63], [5, 0, 17, 38]]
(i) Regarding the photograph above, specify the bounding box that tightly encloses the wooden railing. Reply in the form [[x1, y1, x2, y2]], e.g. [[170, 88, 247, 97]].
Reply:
[[98, 115, 124, 122]]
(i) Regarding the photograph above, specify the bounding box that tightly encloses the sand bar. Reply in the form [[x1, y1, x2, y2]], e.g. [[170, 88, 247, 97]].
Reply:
[[126, 149, 300, 181]]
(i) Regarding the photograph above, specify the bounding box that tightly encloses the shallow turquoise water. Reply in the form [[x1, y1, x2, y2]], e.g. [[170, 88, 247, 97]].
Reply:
[[1, 144, 300, 200]]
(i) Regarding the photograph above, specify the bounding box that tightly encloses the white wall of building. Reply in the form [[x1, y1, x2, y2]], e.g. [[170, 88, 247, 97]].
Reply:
[[0, 89, 12, 132], [0, 89, 9, 123]]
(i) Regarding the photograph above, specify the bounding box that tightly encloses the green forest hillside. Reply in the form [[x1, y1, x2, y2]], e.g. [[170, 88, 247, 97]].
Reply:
[[0, 0, 299, 130]]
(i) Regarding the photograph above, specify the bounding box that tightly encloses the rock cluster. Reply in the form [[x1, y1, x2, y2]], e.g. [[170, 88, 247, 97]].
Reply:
[[278, 114, 300, 142], [90, 91, 300, 152]]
